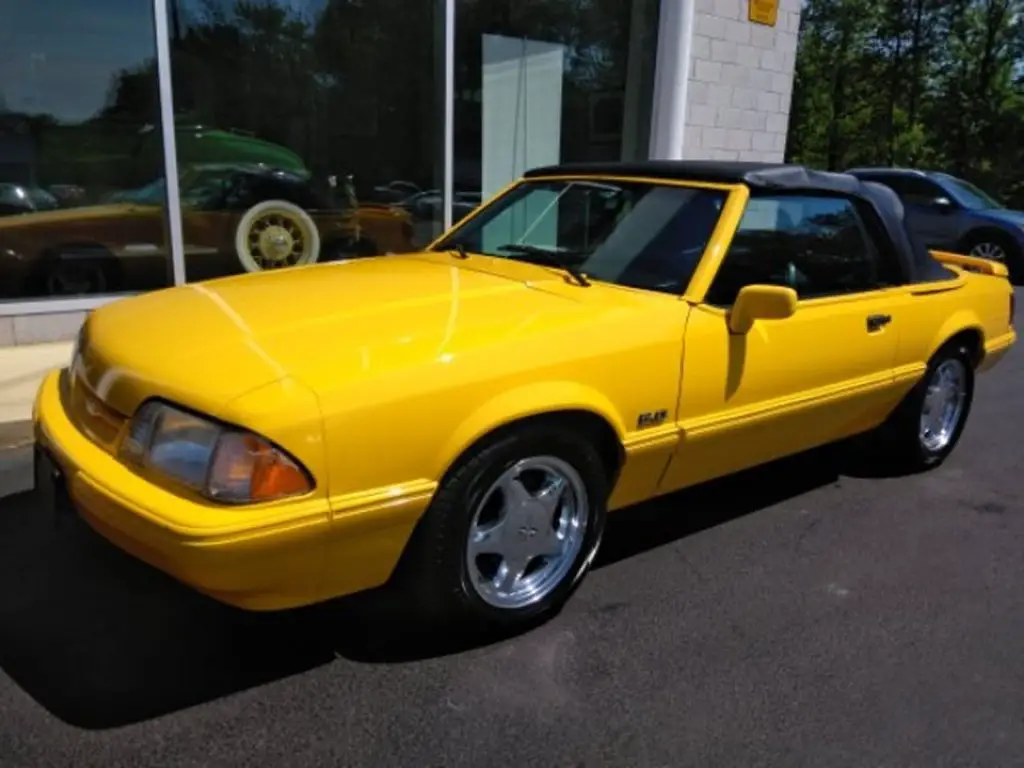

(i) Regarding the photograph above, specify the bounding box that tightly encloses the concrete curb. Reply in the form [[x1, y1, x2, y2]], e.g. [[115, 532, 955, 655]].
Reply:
[[0, 420, 32, 452], [0, 442, 33, 499], [0, 421, 34, 499], [0, 341, 71, 426]]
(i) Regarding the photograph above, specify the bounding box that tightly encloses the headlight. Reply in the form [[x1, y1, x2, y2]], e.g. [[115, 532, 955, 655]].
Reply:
[[120, 401, 312, 504]]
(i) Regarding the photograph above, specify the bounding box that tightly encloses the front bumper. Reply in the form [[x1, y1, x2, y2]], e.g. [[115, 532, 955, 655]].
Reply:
[[33, 369, 335, 611]]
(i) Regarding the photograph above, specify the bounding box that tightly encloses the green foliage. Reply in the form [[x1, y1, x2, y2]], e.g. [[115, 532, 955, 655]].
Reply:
[[789, 0, 1024, 206]]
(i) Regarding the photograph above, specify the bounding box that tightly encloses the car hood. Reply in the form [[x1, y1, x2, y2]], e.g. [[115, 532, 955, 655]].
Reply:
[[80, 253, 611, 418]]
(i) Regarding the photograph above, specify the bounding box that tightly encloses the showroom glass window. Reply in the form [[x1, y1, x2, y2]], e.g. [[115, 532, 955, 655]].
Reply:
[[453, 0, 661, 207], [0, 0, 171, 303], [167, 0, 445, 282]]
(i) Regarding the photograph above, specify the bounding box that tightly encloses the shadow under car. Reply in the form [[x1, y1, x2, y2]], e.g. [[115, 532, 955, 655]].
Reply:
[[0, 444, 857, 729]]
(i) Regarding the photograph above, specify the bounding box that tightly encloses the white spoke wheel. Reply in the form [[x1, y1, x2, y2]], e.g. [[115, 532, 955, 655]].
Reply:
[[394, 424, 610, 629], [234, 199, 321, 273]]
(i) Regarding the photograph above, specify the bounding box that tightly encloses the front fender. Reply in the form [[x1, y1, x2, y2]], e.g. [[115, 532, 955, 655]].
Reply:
[[435, 380, 628, 478]]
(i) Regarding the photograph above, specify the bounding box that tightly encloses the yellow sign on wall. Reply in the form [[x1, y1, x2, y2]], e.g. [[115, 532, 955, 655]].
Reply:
[[749, 0, 779, 27]]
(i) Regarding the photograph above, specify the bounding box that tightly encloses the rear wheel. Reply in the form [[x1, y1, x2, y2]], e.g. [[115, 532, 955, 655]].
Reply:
[[395, 424, 608, 630], [45, 259, 110, 296], [34, 246, 120, 297], [872, 341, 975, 471]]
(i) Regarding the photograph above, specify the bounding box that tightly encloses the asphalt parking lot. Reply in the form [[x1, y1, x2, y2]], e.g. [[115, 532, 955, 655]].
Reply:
[[0, 314, 1021, 767]]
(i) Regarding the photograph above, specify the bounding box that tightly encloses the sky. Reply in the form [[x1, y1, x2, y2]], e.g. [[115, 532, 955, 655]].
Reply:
[[0, 0, 158, 122], [0, 0, 330, 124]]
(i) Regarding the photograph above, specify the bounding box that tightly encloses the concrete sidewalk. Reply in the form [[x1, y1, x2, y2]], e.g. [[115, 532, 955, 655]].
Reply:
[[0, 342, 72, 448]]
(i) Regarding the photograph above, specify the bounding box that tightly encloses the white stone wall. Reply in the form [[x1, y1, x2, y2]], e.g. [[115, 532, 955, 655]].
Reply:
[[684, 0, 802, 163], [0, 311, 88, 346]]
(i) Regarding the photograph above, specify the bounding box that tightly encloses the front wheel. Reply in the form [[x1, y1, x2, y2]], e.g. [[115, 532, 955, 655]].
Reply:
[[874, 341, 975, 471], [395, 425, 609, 630]]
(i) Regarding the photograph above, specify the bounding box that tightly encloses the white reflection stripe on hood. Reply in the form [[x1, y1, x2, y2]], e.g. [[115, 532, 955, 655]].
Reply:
[[188, 283, 288, 381]]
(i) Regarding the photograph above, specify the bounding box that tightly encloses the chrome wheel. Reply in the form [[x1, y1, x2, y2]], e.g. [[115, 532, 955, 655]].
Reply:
[[919, 359, 967, 452], [466, 456, 589, 610], [970, 241, 1006, 262]]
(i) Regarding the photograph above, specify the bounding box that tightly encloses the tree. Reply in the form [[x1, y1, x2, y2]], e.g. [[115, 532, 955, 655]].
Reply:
[[788, 0, 1024, 207]]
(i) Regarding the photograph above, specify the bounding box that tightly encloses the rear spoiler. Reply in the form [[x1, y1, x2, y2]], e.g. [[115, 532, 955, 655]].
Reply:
[[931, 250, 1011, 278]]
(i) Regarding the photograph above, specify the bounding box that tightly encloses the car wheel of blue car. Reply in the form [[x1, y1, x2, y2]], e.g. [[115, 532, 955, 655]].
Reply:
[[964, 231, 1023, 284], [394, 423, 609, 629], [969, 240, 1008, 262]]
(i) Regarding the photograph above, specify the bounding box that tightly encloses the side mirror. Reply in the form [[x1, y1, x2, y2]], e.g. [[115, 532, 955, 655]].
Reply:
[[933, 196, 955, 212], [728, 284, 798, 334]]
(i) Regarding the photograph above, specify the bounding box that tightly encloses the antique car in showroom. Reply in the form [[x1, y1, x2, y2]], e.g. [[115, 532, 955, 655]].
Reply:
[[0, 163, 415, 298], [33, 161, 1016, 634]]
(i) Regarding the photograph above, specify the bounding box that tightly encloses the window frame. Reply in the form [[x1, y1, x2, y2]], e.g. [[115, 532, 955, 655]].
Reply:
[[703, 190, 908, 309]]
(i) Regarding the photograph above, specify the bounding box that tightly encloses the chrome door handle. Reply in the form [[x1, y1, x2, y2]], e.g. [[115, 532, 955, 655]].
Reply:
[[866, 314, 892, 332]]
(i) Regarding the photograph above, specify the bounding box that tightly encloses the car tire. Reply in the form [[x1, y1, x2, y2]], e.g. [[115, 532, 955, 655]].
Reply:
[[234, 199, 321, 273], [395, 424, 609, 631], [872, 340, 975, 472], [37, 246, 119, 296], [963, 230, 1023, 284]]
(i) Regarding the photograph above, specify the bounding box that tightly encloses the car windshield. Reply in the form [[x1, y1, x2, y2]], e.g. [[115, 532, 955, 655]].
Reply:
[[433, 178, 728, 294], [108, 168, 240, 209], [936, 173, 1003, 210], [114, 178, 166, 206], [178, 168, 235, 208]]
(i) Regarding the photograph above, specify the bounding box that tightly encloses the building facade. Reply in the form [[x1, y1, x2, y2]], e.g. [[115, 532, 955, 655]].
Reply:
[[0, 0, 801, 346]]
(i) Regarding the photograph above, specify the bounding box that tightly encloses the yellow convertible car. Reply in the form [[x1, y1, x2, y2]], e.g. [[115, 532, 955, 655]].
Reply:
[[33, 161, 1017, 630]]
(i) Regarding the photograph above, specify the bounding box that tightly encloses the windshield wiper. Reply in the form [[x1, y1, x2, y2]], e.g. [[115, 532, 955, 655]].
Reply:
[[496, 244, 591, 287]]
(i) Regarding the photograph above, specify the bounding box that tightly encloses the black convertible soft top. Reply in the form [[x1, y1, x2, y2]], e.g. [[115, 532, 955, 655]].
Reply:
[[524, 161, 952, 284]]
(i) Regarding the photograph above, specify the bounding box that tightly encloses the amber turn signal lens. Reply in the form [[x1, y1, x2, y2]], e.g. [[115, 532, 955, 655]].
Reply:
[[209, 432, 311, 503]]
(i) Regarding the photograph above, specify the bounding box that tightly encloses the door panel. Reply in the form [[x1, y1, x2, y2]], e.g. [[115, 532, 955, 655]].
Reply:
[[865, 174, 960, 250], [905, 205, 960, 250], [659, 293, 904, 493]]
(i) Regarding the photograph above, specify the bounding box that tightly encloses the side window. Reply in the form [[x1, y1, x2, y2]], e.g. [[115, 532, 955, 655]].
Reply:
[[871, 175, 945, 207], [223, 173, 256, 210], [706, 194, 900, 306]]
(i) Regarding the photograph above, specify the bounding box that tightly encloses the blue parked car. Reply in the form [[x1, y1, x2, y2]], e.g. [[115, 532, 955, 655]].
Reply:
[[846, 167, 1023, 283]]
